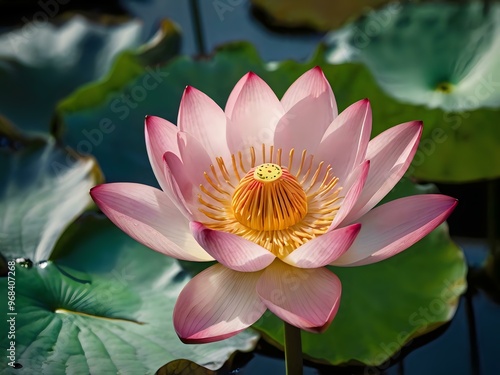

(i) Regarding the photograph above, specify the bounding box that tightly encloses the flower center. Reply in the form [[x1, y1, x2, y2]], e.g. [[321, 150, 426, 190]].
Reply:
[[231, 163, 307, 231], [197, 145, 342, 257]]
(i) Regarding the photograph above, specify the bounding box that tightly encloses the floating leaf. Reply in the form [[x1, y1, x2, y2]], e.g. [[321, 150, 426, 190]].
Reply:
[[325, 2, 500, 112], [0, 15, 180, 135], [0, 120, 101, 262], [251, 0, 392, 31], [252, 178, 467, 366], [0, 215, 258, 373], [155, 359, 216, 375], [56, 19, 181, 116]]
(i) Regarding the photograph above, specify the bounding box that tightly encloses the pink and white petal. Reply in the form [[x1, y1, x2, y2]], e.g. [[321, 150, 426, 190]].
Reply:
[[90, 183, 213, 261], [342, 121, 422, 224], [332, 194, 457, 267], [281, 66, 337, 116], [273, 93, 336, 157], [145, 115, 179, 191], [178, 86, 230, 160], [315, 99, 372, 183], [256, 261, 342, 333], [225, 73, 248, 119], [163, 152, 195, 219], [174, 264, 266, 344], [226, 72, 284, 154], [177, 131, 213, 187], [190, 222, 276, 272], [328, 160, 370, 230], [282, 223, 361, 268]]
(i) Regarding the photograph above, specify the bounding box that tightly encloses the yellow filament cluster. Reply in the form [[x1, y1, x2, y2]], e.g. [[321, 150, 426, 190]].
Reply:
[[198, 145, 342, 257], [232, 164, 307, 231]]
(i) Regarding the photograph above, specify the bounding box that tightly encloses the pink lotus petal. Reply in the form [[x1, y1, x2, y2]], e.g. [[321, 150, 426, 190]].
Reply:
[[273, 92, 336, 158], [90, 183, 213, 261], [282, 224, 361, 268], [332, 195, 457, 266], [226, 72, 284, 154], [328, 160, 370, 230], [178, 86, 230, 160], [174, 264, 266, 344], [225, 73, 248, 119], [280, 66, 337, 115], [190, 222, 276, 272], [163, 152, 194, 219], [272, 68, 337, 158], [342, 121, 422, 224], [145, 115, 179, 191], [315, 99, 372, 183], [177, 131, 213, 187], [256, 261, 342, 333]]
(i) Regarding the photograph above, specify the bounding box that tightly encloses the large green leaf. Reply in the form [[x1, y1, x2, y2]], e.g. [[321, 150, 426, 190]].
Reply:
[[0, 119, 101, 262], [326, 2, 500, 112], [0, 215, 258, 374], [252, 178, 467, 366], [0, 15, 180, 135], [57, 41, 500, 184]]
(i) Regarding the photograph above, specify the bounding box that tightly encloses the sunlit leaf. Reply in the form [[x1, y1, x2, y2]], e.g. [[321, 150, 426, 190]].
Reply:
[[0, 15, 180, 135], [0, 119, 101, 262], [326, 2, 500, 112]]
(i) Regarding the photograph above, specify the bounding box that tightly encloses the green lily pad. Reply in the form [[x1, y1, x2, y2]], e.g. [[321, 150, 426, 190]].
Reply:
[[0, 119, 102, 262], [326, 2, 500, 112], [57, 40, 498, 185], [252, 178, 467, 366], [0, 215, 258, 373], [251, 0, 392, 31], [0, 14, 180, 135]]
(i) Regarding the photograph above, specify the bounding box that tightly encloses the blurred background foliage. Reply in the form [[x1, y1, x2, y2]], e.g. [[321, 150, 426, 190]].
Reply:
[[0, 0, 498, 374]]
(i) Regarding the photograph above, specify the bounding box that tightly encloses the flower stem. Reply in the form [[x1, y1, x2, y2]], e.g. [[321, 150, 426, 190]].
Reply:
[[283, 321, 303, 375]]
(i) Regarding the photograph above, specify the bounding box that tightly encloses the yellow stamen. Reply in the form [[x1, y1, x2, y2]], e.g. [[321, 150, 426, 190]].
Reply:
[[198, 145, 342, 257], [232, 163, 307, 231]]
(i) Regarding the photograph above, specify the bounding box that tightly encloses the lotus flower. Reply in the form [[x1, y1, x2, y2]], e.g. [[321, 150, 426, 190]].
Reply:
[[90, 67, 457, 344]]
